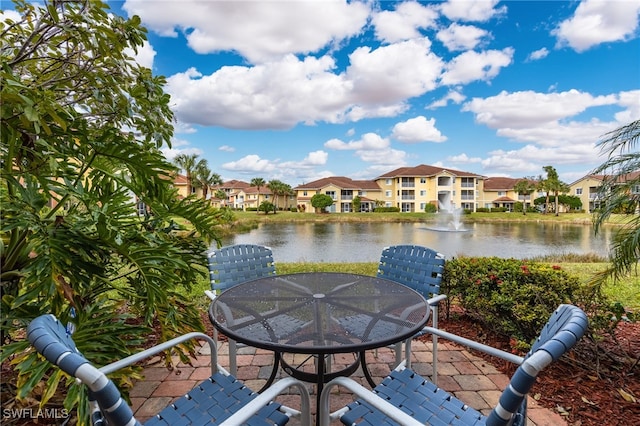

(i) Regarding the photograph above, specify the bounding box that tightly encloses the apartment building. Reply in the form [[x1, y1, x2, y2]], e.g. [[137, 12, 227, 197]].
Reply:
[[293, 177, 383, 213], [375, 165, 485, 212], [569, 171, 640, 213]]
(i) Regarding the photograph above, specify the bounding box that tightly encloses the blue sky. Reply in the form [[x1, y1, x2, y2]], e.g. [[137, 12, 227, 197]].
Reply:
[[77, 1, 640, 184]]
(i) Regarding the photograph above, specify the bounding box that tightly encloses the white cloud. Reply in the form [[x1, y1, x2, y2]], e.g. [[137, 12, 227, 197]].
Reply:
[[437, 23, 489, 51], [123, 0, 370, 64], [161, 144, 202, 161], [281, 150, 329, 168], [459, 89, 640, 176], [222, 154, 275, 173], [391, 116, 447, 143], [427, 89, 467, 109], [372, 1, 439, 43], [527, 47, 549, 61], [448, 153, 483, 163], [219, 145, 235, 153], [324, 133, 390, 151], [440, 47, 514, 85], [124, 41, 156, 69], [462, 89, 617, 129], [553, 0, 640, 52], [346, 38, 443, 103], [439, 0, 506, 22]]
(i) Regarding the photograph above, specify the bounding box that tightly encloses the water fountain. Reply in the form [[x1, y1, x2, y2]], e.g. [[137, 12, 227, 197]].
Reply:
[[423, 202, 469, 232]]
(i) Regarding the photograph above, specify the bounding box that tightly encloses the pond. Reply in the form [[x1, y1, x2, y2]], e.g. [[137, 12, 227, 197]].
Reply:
[[221, 221, 614, 262]]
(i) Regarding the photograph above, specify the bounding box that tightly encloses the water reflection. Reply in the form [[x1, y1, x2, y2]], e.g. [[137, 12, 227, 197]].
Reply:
[[221, 222, 612, 262]]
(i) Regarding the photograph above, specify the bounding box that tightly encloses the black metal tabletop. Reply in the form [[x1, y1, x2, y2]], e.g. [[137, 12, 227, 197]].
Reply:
[[208, 272, 429, 355]]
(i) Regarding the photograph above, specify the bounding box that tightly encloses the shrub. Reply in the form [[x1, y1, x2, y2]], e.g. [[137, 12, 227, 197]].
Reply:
[[424, 204, 437, 213], [442, 257, 580, 350], [373, 207, 400, 212]]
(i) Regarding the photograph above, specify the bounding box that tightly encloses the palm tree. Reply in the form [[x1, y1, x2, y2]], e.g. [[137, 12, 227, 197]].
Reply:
[[591, 119, 640, 283], [513, 178, 537, 215], [542, 166, 569, 216], [173, 153, 205, 196], [195, 162, 222, 201], [251, 177, 266, 213], [267, 179, 286, 213]]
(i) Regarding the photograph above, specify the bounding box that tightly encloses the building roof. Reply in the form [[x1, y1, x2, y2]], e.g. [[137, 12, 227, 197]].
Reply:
[[493, 196, 516, 203], [376, 164, 484, 179], [294, 176, 381, 191], [570, 171, 640, 186]]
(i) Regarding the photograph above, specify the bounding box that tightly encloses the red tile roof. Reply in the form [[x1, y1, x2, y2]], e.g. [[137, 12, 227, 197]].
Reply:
[[376, 164, 484, 179]]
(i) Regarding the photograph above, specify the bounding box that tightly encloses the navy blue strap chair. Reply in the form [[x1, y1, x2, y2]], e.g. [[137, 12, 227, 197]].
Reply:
[[371, 245, 447, 373], [205, 244, 276, 375], [27, 314, 311, 426], [319, 304, 588, 426]]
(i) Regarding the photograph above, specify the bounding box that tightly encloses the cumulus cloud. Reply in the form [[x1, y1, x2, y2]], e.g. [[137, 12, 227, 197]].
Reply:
[[219, 145, 235, 153], [462, 89, 617, 129], [437, 23, 489, 51], [372, 1, 439, 43], [391, 116, 447, 143], [427, 89, 467, 109], [447, 153, 483, 164], [222, 154, 275, 173], [553, 0, 640, 52], [346, 38, 443, 103], [123, 0, 370, 64], [440, 48, 514, 85], [439, 0, 506, 22], [124, 41, 156, 69], [324, 133, 390, 151]]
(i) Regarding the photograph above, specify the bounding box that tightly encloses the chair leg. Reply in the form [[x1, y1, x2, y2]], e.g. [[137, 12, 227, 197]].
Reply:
[[395, 341, 404, 367], [229, 339, 238, 376], [431, 305, 438, 385]]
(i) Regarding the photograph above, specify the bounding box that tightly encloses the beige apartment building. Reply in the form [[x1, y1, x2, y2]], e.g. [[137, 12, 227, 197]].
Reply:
[[374, 165, 485, 212], [294, 177, 383, 213], [569, 172, 640, 213]]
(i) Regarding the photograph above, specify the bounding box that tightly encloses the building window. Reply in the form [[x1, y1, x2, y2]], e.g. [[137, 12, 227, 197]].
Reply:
[[385, 179, 392, 185], [326, 190, 336, 200], [575, 188, 582, 195], [420, 177, 426, 183], [420, 190, 426, 196], [303, 190, 308, 196], [385, 190, 391, 197], [498, 191, 506, 196]]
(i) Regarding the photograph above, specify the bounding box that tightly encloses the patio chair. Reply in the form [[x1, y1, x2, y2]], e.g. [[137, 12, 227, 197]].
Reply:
[[319, 304, 588, 426], [27, 314, 311, 426], [340, 245, 446, 375], [205, 244, 277, 374]]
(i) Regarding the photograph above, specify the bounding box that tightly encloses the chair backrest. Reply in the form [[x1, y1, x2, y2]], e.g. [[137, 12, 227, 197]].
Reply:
[[376, 245, 445, 298], [208, 244, 276, 293], [27, 315, 141, 426], [486, 304, 588, 426]]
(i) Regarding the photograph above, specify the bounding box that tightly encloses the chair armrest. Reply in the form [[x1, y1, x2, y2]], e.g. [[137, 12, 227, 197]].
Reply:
[[421, 326, 524, 365], [221, 377, 312, 426], [99, 332, 218, 376], [319, 376, 424, 426], [426, 294, 447, 306], [204, 289, 216, 300]]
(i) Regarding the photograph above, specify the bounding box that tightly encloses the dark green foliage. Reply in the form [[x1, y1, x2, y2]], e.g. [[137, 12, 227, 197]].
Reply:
[[373, 207, 401, 212], [424, 203, 437, 213], [442, 257, 581, 350], [1, 1, 226, 422], [310, 193, 334, 211]]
